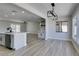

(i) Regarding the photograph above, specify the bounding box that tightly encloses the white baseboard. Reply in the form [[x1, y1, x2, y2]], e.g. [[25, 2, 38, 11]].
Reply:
[[46, 37, 72, 41], [27, 32, 38, 35]]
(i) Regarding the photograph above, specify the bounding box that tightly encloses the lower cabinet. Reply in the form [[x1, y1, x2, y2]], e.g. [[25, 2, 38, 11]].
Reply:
[[4, 33, 27, 50], [5, 34, 11, 49]]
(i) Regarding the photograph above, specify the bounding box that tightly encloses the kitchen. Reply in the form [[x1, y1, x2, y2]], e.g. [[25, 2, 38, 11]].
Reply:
[[0, 3, 45, 55], [0, 20, 27, 50], [0, 3, 43, 51]]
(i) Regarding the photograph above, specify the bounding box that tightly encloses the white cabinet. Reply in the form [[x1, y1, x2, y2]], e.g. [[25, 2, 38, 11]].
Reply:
[[10, 33, 27, 50], [0, 32, 27, 50], [1, 35, 5, 45], [0, 34, 5, 45]]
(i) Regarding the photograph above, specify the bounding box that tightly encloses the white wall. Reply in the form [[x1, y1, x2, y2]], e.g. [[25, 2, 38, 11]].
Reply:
[[20, 22, 26, 32], [71, 4, 79, 53], [0, 20, 26, 33], [26, 21, 40, 34], [72, 4, 79, 41], [72, 5, 79, 39], [46, 17, 72, 41]]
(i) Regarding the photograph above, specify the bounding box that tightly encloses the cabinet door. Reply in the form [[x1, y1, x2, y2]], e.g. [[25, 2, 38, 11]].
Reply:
[[5, 34, 11, 48]]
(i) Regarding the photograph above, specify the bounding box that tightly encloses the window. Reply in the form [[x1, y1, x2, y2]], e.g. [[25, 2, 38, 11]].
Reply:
[[10, 24, 20, 32], [16, 25, 20, 32], [56, 21, 68, 32]]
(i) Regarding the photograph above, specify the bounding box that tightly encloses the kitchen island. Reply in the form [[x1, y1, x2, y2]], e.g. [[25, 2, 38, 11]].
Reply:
[[0, 32, 27, 50]]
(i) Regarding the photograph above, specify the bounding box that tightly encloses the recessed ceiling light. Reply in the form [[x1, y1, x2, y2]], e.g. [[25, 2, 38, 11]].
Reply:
[[22, 11, 25, 13], [11, 10, 17, 15], [4, 15, 8, 17], [12, 13, 15, 15]]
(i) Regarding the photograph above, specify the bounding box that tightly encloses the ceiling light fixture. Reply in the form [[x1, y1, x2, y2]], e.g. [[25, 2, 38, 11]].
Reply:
[[12, 13, 15, 15], [4, 15, 8, 17], [22, 11, 25, 13], [11, 10, 17, 15], [47, 3, 58, 20]]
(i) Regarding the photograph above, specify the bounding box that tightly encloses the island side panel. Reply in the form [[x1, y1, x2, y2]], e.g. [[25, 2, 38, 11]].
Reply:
[[13, 33, 27, 50]]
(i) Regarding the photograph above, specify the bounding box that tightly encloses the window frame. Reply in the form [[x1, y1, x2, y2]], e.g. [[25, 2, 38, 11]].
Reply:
[[56, 21, 68, 33], [10, 24, 21, 32]]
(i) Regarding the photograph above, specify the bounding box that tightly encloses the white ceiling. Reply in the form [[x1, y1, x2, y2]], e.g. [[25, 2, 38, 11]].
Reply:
[[0, 3, 78, 22], [27, 3, 78, 17], [0, 3, 41, 22]]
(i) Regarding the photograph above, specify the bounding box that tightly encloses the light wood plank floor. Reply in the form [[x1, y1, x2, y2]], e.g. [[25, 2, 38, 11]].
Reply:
[[0, 34, 79, 56]]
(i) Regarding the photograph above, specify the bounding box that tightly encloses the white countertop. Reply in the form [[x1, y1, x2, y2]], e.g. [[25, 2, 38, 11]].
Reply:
[[0, 32, 27, 35], [0, 32, 27, 50]]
